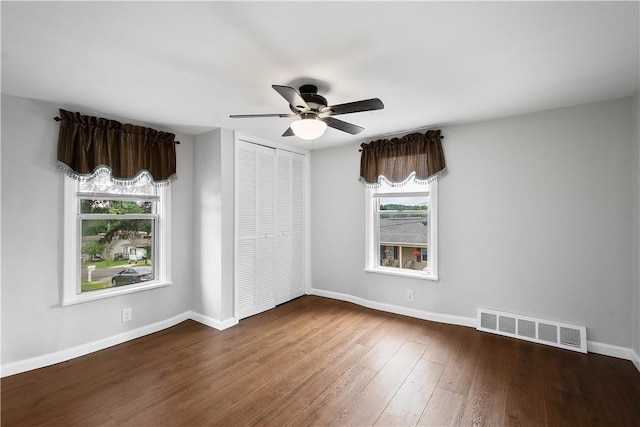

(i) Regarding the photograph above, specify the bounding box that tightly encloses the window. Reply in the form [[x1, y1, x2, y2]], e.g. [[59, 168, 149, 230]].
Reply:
[[365, 178, 438, 280], [63, 168, 171, 305]]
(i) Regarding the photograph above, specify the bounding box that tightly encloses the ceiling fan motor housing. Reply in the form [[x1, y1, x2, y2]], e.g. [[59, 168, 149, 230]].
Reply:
[[289, 84, 327, 113], [298, 84, 318, 94]]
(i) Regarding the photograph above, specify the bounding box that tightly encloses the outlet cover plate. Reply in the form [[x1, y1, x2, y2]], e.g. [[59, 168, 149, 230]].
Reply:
[[407, 289, 415, 302]]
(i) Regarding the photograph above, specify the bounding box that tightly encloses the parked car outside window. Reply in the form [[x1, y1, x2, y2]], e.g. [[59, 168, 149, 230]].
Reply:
[[111, 266, 153, 286]]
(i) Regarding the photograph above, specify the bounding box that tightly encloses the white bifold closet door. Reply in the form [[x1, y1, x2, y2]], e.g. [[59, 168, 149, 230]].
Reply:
[[235, 140, 305, 320], [275, 149, 305, 305], [235, 141, 276, 319]]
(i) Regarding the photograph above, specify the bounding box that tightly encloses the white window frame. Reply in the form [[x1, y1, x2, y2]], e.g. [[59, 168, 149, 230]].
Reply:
[[62, 175, 172, 306], [364, 179, 438, 280]]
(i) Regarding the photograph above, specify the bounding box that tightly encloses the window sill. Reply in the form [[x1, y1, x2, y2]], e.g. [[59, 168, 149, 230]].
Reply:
[[62, 280, 173, 306], [364, 267, 438, 281]]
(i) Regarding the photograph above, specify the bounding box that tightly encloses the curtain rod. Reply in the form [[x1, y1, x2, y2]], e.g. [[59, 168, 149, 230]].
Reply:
[[373, 126, 444, 140], [357, 127, 444, 152], [53, 117, 181, 144]]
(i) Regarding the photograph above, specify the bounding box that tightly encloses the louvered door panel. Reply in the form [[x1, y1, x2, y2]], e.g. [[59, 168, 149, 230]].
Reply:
[[275, 150, 292, 304], [255, 234, 275, 311], [237, 148, 256, 238], [275, 232, 291, 304], [254, 148, 276, 311], [235, 239, 255, 316], [291, 154, 304, 233], [235, 144, 257, 319], [290, 152, 305, 298], [235, 141, 276, 319], [257, 151, 276, 237], [275, 150, 305, 303], [290, 231, 304, 297], [276, 153, 291, 234]]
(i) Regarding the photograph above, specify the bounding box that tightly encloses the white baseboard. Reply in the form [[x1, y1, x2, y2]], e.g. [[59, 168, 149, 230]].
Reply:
[[309, 288, 477, 328], [189, 311, 238, 330], [632, 349, 640, 373], [1, 311, 239, 378], [588, 341, 640, 372], [1, 311, 191, 378], [587, 341, 634, 360], [311, 288, 640, 374]]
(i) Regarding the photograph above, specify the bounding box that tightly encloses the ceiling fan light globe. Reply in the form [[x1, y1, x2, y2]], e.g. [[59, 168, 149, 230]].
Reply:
[[291, 118, 327, 140]]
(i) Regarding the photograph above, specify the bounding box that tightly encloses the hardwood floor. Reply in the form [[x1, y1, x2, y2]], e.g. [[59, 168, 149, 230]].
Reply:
[[2, 296, 639, 426]]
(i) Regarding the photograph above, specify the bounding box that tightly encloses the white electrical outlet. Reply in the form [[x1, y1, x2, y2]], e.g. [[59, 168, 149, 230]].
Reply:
[[407, 289, 415, 302], [122, 307, 132, 322]]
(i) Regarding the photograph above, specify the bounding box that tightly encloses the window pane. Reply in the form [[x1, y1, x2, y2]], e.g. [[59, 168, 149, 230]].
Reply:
[[81, 218, 154, 292], [379, 212, 429, 242], [80, 199, 153, 214], [378, 196, 428, 211], [378, 212, 429, 271]]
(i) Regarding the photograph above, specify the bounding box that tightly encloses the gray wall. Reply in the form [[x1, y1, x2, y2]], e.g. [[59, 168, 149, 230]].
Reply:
[[312, 97, 635, 348], [192, 129, 235, 324], [1, 94, 194, 366]]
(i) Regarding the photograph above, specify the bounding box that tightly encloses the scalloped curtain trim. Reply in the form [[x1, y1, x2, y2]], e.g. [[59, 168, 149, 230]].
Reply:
[[57, 162, 176, 187], [359, 168, 447, 189]]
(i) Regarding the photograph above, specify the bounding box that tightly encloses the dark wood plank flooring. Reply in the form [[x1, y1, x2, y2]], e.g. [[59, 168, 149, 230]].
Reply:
[[2, 296, 639, 426]]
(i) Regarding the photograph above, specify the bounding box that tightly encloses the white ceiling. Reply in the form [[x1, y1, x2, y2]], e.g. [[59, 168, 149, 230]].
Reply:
[[2, 1, 639, 150]]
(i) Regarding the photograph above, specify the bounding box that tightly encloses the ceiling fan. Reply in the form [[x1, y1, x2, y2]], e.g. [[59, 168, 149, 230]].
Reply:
[[230, 84, 384, 140]]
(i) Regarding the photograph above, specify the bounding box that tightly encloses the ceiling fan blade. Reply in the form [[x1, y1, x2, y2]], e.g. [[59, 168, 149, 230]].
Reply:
[[282, 127, 295, 137], [272, 85, 310, 112], [230, 113, 296, 118], [319, 98, 384, 117], [321, 117, 364, 135]]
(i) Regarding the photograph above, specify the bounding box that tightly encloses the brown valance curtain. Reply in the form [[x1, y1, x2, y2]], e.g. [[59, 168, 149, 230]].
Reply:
[[359, 130, 445, 186], [56, 109, 177, 185]]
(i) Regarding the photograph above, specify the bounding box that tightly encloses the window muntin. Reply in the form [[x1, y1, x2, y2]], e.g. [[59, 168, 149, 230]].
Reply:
[[63, 170, 171, 305], [366, 180, 438, 280]]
